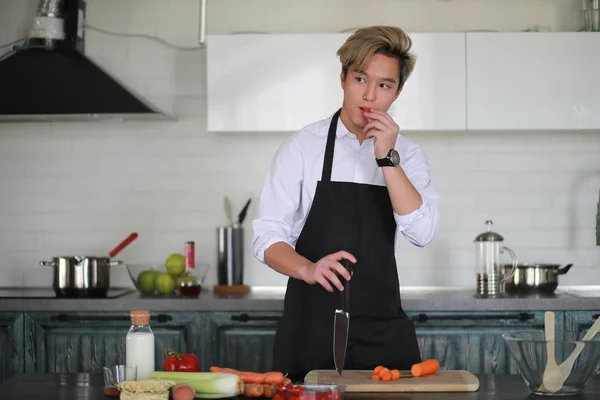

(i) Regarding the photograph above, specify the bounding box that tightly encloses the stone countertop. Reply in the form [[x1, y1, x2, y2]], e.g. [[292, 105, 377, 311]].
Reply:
[[1, 286, 600, 312], [1, 373, 599, 400]]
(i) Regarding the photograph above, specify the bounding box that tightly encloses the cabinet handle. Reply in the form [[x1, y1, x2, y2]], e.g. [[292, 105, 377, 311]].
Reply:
[[231, 313, 281, 322], [50, 314, 173, 323], [411, 313, 534, 322], [199, 0, 206, 46]]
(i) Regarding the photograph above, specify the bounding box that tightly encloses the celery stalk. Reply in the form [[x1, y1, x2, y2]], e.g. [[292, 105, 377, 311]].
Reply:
[[149, 372, 244, 399]]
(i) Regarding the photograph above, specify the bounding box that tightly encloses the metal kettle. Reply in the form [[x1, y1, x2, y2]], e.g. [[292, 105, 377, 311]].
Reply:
[[474, 220, 518, 298]]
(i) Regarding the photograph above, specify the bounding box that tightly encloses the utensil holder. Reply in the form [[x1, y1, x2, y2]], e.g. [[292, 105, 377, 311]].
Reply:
[[217, 226, 244, 286]]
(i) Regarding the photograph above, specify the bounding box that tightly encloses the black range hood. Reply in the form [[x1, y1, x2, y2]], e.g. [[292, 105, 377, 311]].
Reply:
[[0, 0, 169, 121]]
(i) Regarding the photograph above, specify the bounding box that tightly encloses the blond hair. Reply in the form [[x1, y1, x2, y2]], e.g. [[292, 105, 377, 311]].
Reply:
[[337, 26, 416, 91]]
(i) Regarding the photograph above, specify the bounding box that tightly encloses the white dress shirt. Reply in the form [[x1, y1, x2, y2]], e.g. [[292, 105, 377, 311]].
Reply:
[[252, 113, 440, 264]]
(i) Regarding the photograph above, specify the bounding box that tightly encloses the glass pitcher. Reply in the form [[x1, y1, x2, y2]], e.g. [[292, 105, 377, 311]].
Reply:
[[474, 220, 518, 298]]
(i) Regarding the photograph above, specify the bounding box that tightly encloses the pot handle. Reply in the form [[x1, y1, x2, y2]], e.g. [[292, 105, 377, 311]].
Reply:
[[40, 261, 56, 267], [109, 260, 123, 267], [555, 264, 573, 275], [500, 246, 518, 283]]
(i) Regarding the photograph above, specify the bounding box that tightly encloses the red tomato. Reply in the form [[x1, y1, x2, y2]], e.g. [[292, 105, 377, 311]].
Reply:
[[162, 351, 199, 372]]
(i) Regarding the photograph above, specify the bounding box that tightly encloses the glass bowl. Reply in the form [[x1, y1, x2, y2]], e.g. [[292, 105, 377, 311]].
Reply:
[[503, 330, 600, 396], [103, 365, 137, 396], [126, 263, 209, 297]]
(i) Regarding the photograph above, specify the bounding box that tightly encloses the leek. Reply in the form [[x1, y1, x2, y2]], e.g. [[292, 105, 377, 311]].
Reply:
[[149, 371, 244, 399]]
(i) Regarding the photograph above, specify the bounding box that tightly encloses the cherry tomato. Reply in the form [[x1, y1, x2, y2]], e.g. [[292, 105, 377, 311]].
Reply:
[[288, 385, 305, 395]]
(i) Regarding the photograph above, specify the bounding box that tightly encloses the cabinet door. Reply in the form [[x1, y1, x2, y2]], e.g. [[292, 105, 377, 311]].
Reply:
[[564, 311, 600, 374], [466, 32, 600, 130], [0, 313, 24, 382], [23, 312, 202, 373], [391, 33, 466, 131], [203, 312, 281, 372], [207, 33, 466, 132], [409, 311, 548, 374]]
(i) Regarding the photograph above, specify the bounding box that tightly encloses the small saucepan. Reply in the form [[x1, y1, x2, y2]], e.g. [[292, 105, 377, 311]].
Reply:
[[502, 262, 573, 295], [41, 233, 138, 298]]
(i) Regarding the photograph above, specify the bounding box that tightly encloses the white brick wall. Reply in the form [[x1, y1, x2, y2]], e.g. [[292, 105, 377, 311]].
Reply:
[[0, 0, 599, 291]]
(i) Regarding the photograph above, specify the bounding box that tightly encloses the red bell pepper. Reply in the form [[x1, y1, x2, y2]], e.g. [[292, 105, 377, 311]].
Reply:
[[163, 351, 200, 372]]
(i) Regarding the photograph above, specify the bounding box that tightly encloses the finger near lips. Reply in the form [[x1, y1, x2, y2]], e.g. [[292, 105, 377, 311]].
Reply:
[[364, 110, 397, 128], [364, 120, 388, 134]]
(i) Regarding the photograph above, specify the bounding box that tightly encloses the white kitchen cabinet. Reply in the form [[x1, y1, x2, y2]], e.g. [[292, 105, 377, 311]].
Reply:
[[206, 33, 466, 132], [466, 33, 600, 130]]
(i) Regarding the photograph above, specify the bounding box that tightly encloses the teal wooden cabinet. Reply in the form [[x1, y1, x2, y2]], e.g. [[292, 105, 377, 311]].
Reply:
[[563, 311, 600, 332], [409, 311, 548, 374], [202, 310, 549, 375], [23, 312, 203, 374], [202, 312, 281, 373], [0, 313, 24, 383]]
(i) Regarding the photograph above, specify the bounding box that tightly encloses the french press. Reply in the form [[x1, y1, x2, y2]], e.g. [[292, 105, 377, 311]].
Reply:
[[474, 220, 518, 297]]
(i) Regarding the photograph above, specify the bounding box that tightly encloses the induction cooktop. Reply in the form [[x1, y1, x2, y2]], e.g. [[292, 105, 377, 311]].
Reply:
[[0, 287, 135, 299]]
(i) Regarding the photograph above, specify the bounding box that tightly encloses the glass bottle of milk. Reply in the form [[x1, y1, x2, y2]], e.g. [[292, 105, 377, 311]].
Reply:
[[126, 310, 155, 380]]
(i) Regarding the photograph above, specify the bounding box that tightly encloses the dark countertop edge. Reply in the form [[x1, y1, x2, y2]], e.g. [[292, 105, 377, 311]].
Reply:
[[2, 295, 600, 312], [3, 373, 600, 398]]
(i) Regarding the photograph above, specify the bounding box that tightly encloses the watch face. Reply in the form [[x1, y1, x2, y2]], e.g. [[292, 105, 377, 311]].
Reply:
[[390, 150, 400, 166]]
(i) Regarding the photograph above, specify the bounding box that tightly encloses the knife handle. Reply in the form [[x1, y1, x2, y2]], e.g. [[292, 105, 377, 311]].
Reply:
[[341, 259, 352, 312]]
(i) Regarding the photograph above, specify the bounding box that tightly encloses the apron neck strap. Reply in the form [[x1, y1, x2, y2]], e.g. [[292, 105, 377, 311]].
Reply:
[[321, 108, 341, 182]]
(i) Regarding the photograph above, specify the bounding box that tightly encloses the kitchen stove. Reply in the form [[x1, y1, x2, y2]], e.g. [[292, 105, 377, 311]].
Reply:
[[0, 287, 134, 299]]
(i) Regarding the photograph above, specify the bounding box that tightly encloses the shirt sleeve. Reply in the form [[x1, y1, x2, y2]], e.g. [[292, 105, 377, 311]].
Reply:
[[252, 134, 304, 264], [393, 145, 440, 247]]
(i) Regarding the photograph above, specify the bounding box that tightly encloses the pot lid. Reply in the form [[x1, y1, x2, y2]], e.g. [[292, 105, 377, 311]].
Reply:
[[504, 262, 562, 268], [474, 220, 504, 242]]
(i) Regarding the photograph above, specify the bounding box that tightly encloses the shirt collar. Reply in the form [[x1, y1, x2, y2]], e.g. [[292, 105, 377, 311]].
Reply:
[[334, 114, 372, 141], [335, 115, 352, 138]]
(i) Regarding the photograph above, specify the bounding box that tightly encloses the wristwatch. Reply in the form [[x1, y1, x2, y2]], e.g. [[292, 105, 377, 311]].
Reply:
[[376, 149, 400, 167]]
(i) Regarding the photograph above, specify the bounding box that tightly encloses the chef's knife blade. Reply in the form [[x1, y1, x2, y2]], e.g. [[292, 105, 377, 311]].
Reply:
[[333, 259, 352, 377]]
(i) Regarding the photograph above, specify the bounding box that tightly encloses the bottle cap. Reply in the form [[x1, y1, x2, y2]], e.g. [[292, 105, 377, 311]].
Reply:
[[130, 310, 150, 325]]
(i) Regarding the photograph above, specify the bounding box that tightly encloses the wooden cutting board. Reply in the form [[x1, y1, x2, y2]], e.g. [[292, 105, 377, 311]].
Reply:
[[304, 370, 480, 392]]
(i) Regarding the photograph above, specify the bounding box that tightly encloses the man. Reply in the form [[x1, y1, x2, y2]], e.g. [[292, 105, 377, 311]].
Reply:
[[252, 25, 440, 381]]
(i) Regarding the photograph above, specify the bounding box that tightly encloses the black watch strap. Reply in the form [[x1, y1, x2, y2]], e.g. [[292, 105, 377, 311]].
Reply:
[[376, 149, 400, 167], [376, 157, 395, 167]]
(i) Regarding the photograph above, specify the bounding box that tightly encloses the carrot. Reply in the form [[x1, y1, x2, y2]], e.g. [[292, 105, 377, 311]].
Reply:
[[380, 371, 392, 381], [390, 369, 400, 381], [242, 372, 268, 384], [209, 366, 243, 375], [264, 371, 284, 384], [411, 359, 440, 377], [243, 383, 264, 398], [208, 366, 266, 383], [282, 377, 292, 385], [263, 384, 276, 398], [373, 365, 384, 375], [371, 374, 380, 380], [378, 367, 390, 379]]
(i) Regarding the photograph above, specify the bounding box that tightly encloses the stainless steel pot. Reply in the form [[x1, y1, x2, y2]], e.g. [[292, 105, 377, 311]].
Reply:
[[40, 256, 122, 298], [502, 263, 573, 295]]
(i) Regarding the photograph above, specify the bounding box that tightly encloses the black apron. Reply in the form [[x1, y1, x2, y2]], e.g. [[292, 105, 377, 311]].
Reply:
[[272, 109, 421, 382]]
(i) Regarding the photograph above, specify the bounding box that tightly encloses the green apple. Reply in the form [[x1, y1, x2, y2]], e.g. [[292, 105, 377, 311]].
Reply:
[[137, 270, 157, 294], [155, 272, 176, 295], [165, 253, 186, 277]]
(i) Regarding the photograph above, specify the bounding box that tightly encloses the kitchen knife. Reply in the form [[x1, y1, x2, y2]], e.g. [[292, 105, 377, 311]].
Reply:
[[333, 259, 352, 377]]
